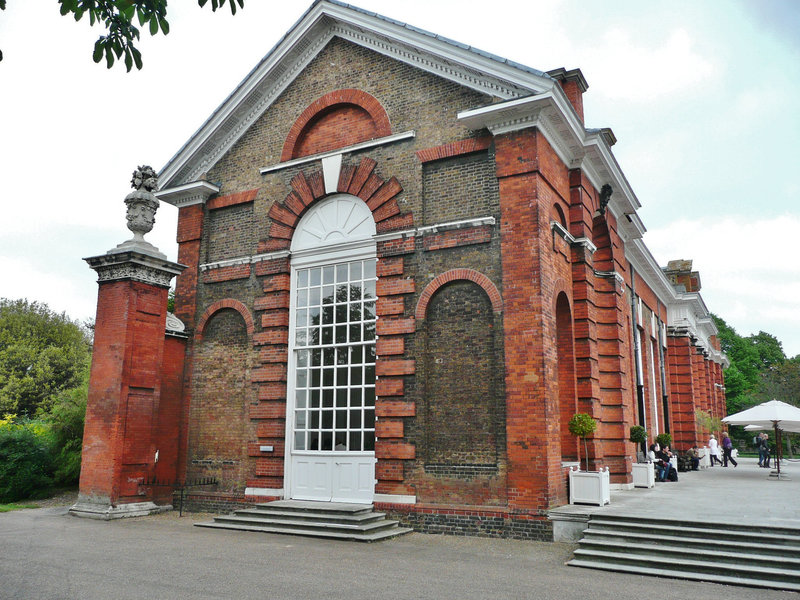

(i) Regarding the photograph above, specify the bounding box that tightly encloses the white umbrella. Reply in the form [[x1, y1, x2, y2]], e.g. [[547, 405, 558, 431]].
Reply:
[[723, 399, 800, 428], [745, 423, 800, 434], [723, 399, 800, 478]]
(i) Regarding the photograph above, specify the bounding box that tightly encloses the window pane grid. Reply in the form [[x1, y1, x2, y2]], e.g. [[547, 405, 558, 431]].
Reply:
[[293, 259, 377, 452]]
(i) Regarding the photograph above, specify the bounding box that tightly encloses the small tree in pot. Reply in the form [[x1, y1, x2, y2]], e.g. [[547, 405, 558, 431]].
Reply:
[[569, 413, 597, 471], [655, 432, 672, 449], [629, 425, 647, 461]]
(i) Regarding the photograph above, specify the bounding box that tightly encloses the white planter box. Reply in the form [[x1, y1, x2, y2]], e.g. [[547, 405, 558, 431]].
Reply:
[[632, 461, 655, 488], [698, 446, 710, 469], [568, 466, 610, 506]]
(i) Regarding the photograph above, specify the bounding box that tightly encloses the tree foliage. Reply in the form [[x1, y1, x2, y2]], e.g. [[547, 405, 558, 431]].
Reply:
[[711, 314, 799, 448], [568, 413, 597, 471], [0, 417, 55, 503], [45, 373, 88, 484], [0, 299, 91, 418], [0, 0, 245, 71]]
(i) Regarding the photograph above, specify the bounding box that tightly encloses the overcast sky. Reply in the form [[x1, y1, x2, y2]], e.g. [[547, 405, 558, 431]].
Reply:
[[1, 1, 799, 357]]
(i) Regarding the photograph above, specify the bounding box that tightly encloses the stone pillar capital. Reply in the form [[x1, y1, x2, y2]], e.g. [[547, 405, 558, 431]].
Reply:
[[85, 250, 185, 288]]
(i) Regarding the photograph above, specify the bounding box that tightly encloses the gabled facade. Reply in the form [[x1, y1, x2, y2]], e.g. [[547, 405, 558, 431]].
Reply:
[[78, 0, 726, 537]]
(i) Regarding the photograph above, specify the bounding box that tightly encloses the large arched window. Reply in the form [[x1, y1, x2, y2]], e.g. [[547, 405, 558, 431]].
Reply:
[[289, 195, 377, 455]]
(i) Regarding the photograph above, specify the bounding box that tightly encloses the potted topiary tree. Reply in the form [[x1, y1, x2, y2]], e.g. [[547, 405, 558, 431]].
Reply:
[[629, 425, 654, 488], [567, 413, 610, 506], [655, 432, 672, 448]]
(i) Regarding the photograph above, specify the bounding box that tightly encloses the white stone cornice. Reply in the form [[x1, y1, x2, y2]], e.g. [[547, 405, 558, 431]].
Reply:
[[200, 250, 291, 272], [626, 238, 675, 306], [572, 237, 598, 254], [457, 92, 641, 229], [331, 24, 529, 100], [260, 131, 415, 175], [594, 269, 626, 287], [416, 216, 494, 235], [155, 180, 220, 208], [157, 1, 559, 190]]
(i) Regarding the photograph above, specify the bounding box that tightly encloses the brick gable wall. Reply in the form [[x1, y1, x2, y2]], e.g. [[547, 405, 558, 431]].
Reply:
[[161, 34, 725, 537]]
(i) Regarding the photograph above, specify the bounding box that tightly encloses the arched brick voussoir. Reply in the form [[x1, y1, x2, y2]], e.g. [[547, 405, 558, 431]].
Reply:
[[195, 299, 255, 341], [281, 89, 392, 162], [267, 159, 411, 245], [415, 269, 503, 320], [551, 277, 573, 311]]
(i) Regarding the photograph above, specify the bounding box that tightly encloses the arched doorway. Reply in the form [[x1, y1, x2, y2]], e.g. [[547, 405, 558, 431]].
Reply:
[[556, 292, 578, 462], [285, 194, 377, 503]]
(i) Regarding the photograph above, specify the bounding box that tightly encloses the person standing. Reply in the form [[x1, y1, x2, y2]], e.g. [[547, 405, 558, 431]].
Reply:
[[708, 434, 722, 466], [761, 432, 771, 468], [721, 431, 737, 467], [755, 433, 764, 467]]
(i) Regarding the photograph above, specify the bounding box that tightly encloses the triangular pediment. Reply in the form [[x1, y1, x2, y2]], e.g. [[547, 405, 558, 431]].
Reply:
[[158, 0, 557, 190]]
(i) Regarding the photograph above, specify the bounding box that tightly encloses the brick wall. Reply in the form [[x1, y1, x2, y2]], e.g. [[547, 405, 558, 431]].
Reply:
[[187, 308, 255, 493], [414, 279, 506, 506], [205, 203, 256, 262], [422, 151, 499, 224]]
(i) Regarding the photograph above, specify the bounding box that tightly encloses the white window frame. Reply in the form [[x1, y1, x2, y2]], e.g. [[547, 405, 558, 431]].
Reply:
[[283, 194, 378, 499]]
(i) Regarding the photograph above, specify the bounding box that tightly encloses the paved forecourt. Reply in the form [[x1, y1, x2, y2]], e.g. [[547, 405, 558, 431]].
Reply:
[[551, 456, 800, 530]]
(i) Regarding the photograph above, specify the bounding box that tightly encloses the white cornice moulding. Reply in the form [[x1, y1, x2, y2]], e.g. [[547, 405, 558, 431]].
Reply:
[[200, 250, 291, 272], [457, 94, 643, 235], [260, 131, 415, 175], [155, 180, 220, 207], [157, 0, 557, 190]]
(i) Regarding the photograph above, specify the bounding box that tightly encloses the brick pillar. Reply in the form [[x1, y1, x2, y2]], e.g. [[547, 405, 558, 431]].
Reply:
[[494, 128, 568, 511], [667, 333, 696, 449], [71, 249, 184, 519]]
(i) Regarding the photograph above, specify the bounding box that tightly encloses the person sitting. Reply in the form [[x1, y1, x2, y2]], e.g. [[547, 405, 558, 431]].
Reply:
[[649, 443, 667, 481], [658, 445, 678, 482], [686, 446, 700, 471]]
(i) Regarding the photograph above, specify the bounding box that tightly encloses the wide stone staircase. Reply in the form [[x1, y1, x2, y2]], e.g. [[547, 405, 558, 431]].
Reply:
[[194, 500, 412, 542], [567, 514, 800, 591]]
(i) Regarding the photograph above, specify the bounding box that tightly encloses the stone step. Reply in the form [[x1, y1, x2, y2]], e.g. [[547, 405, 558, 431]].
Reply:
[[195, 499, 411, 542], [212, 513, 401, 534], [582, 528, 800, 558], [568, 515, 800, 591], [235, 507, 387, 525], [575, 539, 800, 571], [570, 548, 800, 585], [588, 514, 800, 537], [586, 517, 800, 547], [567, 559, 800, 593], [257, 500, 376, 514], [195, 520, 413, 542]]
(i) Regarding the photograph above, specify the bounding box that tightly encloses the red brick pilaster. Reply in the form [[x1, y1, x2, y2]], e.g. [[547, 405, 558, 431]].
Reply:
[[175, 204, 204, 327], [248, 258, 291, 491], [74, 251, 183, 517], [667, 334, 696, 449], [494, 129, 555, 511], [374, 255, 416, 497]]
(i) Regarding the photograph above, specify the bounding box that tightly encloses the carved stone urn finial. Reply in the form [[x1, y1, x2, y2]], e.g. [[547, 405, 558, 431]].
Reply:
[[109, 165, 166, 259], [124, 165, 160, 242]]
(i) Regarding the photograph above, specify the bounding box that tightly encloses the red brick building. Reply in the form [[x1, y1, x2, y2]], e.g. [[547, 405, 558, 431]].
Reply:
[[74, 1, 727, 537]]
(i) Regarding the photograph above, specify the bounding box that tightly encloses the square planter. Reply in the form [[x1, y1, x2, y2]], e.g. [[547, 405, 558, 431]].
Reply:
[[632, 461, 655, 488], [568, 466, 610, 506], [698, 446, 710, 469]]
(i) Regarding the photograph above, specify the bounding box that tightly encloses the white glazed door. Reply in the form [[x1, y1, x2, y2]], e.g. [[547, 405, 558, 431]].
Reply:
[[288, 257, 377, 504]]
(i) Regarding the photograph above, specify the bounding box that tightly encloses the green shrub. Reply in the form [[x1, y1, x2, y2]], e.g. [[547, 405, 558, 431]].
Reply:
[[629, 425, 647, 444], [655, 432, 673, 448], [43, 378, 87, 485], [0, 417, 54, 502]]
